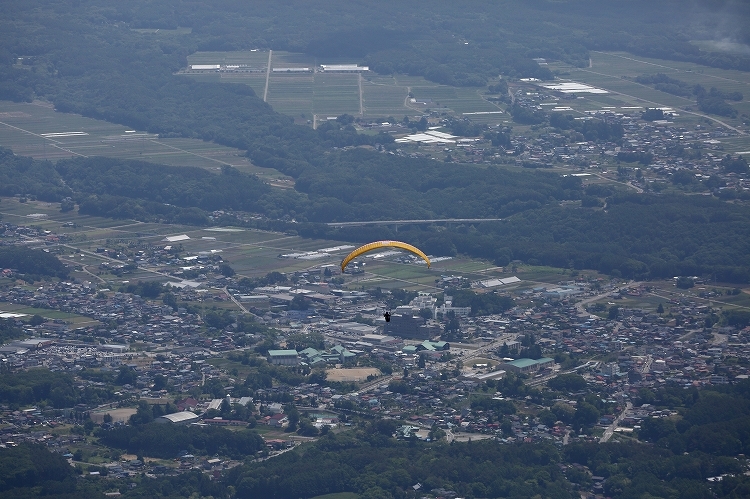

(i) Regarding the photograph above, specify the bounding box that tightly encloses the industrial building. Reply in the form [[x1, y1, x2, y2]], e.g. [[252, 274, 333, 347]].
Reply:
[[11, 338, 55, 350], [500, 357, 554, 374], [272, 67, 312, 72], [461, 370, 506, 382], [543, 286, 582, 299], [319, 64, 369, 72], [237, 294, 270, 308]]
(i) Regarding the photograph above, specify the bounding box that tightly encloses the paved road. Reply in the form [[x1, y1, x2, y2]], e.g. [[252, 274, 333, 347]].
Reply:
[[642, 355, 653, 374], [357, 375, 394, 394], [253, 442, 298, 462], [575, 281, 645, 315], [326, 218, 504, 227], [600, 401, 632, 443], [222, 287, 263, 321], [263, 50, 272, 102], [591, 172, 644, 194], [445, 428, 455, 443], [358, 74, 364, 115]]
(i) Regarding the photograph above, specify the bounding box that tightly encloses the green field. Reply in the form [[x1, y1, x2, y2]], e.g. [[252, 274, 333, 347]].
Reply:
[[0, 101, 292, 184], [583, 279, 750, 315], [0, 302, 99, 326], [267, 74, 314, 117], [183, 73, 264, 95], [545, 51, 750, 150], [188, 50, 270, 67], [182, 48, 750, 140], [313, 73, 361, 117], [182, 50, 503, 122], [0, 195, 606, 296], [361, 78, 408, 118]]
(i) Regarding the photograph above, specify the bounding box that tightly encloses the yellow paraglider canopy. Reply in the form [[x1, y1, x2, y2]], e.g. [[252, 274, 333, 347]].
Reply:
[[340, 240, 431, 272]]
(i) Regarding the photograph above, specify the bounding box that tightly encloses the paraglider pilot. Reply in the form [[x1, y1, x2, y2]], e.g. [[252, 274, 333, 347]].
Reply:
[[384, 311, 391, 322]]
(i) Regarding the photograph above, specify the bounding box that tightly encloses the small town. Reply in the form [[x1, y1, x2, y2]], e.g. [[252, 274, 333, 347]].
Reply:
[[2, 208, 749, 498]]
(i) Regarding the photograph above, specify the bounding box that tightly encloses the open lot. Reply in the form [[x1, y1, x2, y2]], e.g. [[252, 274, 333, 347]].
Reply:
[[89, 408, 137, 424], [325, 368, 381, 382]]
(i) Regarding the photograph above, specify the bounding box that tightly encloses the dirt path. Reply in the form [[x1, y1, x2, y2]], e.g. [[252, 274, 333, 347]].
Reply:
[[358, 73, 364, 116]]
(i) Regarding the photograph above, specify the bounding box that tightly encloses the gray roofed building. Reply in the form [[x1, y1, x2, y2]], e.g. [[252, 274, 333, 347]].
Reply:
[[268, 349, 299, 366], [501, 357, 554, 374], [155, 411, 200, 425]]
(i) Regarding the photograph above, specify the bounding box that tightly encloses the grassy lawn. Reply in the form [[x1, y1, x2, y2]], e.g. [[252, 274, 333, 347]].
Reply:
[[0, 303, 98, 326], [206, 357, 256, 380]]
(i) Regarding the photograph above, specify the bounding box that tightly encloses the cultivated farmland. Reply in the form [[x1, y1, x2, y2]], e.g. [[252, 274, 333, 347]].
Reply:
[[182, 50, 503, 123], [0, 101, 292, 184]]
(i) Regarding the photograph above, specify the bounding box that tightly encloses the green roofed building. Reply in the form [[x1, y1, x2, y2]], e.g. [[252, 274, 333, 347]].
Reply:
[[501, 357, 554, 374], [282, 345, 358, 367], [416, 340, 450, 352], [268, 349, 299, 366]]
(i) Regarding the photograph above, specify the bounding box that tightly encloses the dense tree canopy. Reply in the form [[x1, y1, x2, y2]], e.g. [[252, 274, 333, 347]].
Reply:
[[96, 423, 265, 460], [0, 443, 78, 496], [227, 434, 571, 499], [0, 368, 111, 408], [0, 246, 69, 280]]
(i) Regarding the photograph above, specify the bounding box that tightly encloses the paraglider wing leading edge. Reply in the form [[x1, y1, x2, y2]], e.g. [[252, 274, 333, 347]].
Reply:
[[340, 240, 431, 272]]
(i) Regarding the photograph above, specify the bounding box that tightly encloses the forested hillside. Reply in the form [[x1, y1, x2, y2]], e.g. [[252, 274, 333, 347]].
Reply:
[[0, 443, 84, 498], [228, 430, 575, 499], [221, 384, 750, 499]]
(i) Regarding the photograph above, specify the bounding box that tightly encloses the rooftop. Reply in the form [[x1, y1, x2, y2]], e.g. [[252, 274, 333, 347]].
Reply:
[[157, 411, 199, 423], [268, 349, 298, 357]]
